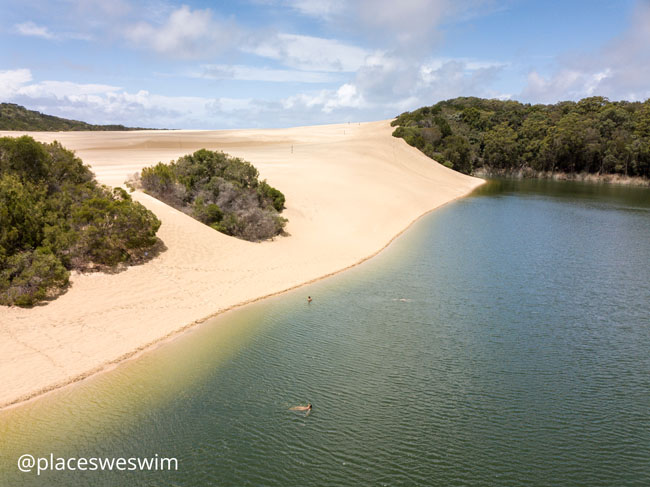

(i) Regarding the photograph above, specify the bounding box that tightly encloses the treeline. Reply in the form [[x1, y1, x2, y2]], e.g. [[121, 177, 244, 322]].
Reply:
[[135, 149, 286, 241], [0, 103, 150, 131], [391, 96, 650, 179], [0, 136, 161, 306]]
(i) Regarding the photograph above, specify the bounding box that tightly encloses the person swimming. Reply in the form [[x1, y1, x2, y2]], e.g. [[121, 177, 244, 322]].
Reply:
[[290, 403, 312, 411], [307, 296, 312, 303]]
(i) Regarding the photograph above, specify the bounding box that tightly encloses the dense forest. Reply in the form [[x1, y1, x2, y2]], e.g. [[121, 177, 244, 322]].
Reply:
[[0, 136, 161, 306], [391, 97, 650, 179], [135, 149, 287, 241], [0, 103, 148, 131]]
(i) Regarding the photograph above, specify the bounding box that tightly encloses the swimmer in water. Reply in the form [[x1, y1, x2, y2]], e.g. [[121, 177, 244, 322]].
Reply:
[[307, 296, 312, 303], [290, 403, 312, 411]]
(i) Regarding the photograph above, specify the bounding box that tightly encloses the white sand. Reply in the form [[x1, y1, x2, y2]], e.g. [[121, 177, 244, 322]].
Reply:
[[0, 120, 483, 409]]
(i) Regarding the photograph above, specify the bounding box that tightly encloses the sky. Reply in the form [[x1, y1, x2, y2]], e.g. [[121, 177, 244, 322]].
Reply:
[[0, 0, 649, 129]]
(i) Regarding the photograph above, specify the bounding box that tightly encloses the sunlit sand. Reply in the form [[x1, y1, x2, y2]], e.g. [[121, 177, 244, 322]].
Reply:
[[0, 120, 483, 409]]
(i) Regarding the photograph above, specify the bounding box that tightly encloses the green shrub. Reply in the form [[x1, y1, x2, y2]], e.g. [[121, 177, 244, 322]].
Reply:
[[0, 248, 69, 306], [0, 136, 162, 306], [193, 197, 224, 225], [139, 149, 287, 241], [258, 180, 285, 211]]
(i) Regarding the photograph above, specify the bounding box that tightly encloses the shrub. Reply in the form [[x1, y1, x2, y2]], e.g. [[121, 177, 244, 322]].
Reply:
[[0, 136, 162, 306], [0, 248, 69, 306], [138, 149, 287, 241]]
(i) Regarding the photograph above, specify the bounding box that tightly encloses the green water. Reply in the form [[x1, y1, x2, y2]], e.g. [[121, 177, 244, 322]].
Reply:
[[1, 179, 649, 486]]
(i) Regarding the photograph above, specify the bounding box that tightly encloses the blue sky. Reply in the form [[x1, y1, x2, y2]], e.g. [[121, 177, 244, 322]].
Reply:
[[1, 0, 648, 128]]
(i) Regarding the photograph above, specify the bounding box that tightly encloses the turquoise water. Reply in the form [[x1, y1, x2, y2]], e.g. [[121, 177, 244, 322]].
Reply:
[[1, 179, 649, 486]]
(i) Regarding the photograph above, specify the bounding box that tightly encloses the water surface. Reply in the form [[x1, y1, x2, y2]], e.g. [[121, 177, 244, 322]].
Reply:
[[1, 179, 649, 486]]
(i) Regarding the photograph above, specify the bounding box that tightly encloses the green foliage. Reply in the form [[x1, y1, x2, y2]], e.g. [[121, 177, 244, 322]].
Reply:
[[258, 180, 285, 212], [70, 195, 160, 267], [391, 96, 650, 178], [483, 123, 520, 169], [139, 149, 286, 241], [441, 135, 472, 173], [0, 248, 69, 306], [0, 103, 149, 131], [0, 174, 45, 253], [141, 162, 178, 200], [0, 136, 162, 306], [192, 197, 224, 225]]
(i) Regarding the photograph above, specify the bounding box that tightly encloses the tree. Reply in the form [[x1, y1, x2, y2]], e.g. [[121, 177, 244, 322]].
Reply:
[[482, 123, 520, 169], [391, 96, 650, 179], [441, 135, 472, 174]]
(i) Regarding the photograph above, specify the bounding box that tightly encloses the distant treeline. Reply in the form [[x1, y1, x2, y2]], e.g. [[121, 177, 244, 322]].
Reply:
[[391, 96, 650, 179], [135, 149, 287, 241], [0, 103, 150, 131], [0, 136, 162, 306]]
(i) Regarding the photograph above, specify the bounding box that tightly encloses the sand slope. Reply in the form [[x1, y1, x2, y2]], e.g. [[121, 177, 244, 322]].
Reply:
[[0, 120, 483, 409]]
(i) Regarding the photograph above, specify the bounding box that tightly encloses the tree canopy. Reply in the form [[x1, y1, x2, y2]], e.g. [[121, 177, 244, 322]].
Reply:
[[391, 97, 650, 179], [0, 136, 161, 306], [136, 149, 286, 241], [0, 103, 150, 131]]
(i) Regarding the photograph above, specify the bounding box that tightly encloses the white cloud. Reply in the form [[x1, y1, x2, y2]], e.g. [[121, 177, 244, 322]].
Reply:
[[1, 68, 262, 128], [195, 64, 336, 83], [264, 0, 496, 50], [15, 21, 56, 39], [17, 81, 121, 99], [323, 83, 364, 112], [521, 70, 583, 103], [1, 66, 366, 128], [347, 53, 506, 112], [246, 33, 371, 72], [281, 0, 346, 19], [67, 0, 133, 18], [356, 0, 448, 46], [14, 20, 95, 42], [276, 55, 506, 121], [207, 97, 255, 112], [0, 69, 34, 99], [124, 5, 242, 59], [282, 83, 364, 113], [520, 1, 650, 102]]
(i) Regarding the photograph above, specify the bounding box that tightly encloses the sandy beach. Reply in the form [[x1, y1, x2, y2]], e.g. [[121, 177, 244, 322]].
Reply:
[[0, 120, 483, 409]]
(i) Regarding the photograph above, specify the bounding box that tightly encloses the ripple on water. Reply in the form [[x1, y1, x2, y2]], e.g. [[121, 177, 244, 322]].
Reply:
[[1, 180, 650, 486]]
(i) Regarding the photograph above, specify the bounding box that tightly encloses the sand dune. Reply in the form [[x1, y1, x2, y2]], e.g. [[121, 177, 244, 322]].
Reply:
[[0, 120, 483, 409]]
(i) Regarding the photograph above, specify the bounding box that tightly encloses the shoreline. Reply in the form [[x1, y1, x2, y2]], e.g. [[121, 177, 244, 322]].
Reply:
[[472, 168, 650, 186], [0, 120, 484, 411], [0, 187, 481, 412]]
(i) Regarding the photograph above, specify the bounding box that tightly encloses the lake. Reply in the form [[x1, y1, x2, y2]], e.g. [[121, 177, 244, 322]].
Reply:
[[1, 179, 649, 486]]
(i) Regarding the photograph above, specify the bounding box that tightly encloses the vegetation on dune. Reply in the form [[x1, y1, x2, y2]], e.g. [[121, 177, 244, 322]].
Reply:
[[0, 103, 150, 131], [391, 96, 650, 179], [0, 136, 162, 306], [135, 149, 287, 242]]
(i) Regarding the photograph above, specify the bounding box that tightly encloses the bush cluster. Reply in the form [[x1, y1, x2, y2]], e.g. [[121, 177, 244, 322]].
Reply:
[[0, 136, 161, 306], [138, 149, 286, 241], [391, 96, 650, 178]]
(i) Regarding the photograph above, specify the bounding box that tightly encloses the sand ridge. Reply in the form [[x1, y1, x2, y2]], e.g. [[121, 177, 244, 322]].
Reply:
[[0, 120, 484, 409]]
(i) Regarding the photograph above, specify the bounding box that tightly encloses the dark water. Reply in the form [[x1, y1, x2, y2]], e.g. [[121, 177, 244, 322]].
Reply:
[[2, 179, 649, 486]]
